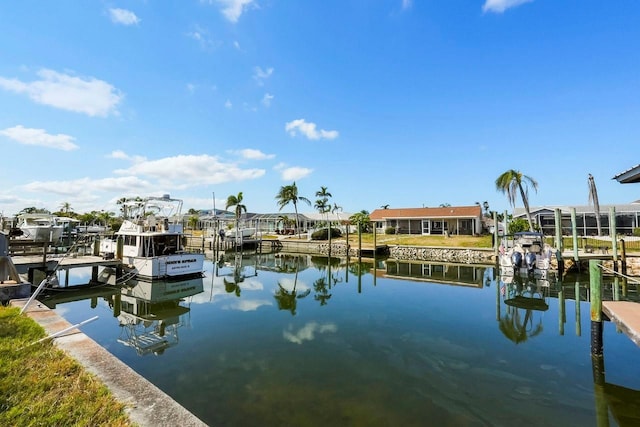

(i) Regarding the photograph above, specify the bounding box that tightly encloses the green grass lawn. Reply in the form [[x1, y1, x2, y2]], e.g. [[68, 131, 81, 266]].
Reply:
[[338, 233, 494, 248], [0, 306, 134, 426]]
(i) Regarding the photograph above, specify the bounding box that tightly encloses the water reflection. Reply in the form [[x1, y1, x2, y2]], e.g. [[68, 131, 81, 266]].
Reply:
[[498, 274, 549, 344], [38, 252, 640, 426], [116, 277, 204, 356]]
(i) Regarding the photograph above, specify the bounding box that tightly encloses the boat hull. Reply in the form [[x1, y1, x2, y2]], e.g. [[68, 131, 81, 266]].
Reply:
[[123, 253, 205, 280]]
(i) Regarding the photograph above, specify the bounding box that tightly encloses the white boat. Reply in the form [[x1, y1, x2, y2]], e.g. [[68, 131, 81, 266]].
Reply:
[[15, 213, 64, 242], [499, 231, 553, 278], [224, 227, 256, 240], [99, 195, 204, 280]]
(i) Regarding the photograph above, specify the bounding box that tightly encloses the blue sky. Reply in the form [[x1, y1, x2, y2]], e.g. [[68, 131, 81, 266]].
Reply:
[[1, 0, 639, 217]]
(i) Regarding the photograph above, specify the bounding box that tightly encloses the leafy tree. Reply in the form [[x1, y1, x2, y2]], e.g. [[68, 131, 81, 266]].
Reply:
[[588, 174, 602, 236], [275, 182, 311, 239], [349, 210, 371, 233], [188, 215, 199, 230], [19, 207, 50, 214], [495, 169, 538, 232], [483, 201, 490, 218], [225, 192, 247, 239]]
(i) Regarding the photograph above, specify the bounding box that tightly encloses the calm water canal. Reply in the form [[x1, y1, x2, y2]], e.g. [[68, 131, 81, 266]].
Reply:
[[42, 253, 640, 426]]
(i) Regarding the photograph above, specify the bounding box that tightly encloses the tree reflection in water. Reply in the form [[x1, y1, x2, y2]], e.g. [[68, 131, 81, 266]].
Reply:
[[499, 275, 549, 344], [311, 256, 342, 306], [274, 255, 310, 315]]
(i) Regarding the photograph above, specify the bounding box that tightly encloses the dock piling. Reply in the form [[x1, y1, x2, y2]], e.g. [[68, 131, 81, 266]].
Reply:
[[589, 260, 603, 356]]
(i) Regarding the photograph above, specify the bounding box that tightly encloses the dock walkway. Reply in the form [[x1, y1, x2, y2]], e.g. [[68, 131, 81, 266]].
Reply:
[[603, 301, 640, 347]]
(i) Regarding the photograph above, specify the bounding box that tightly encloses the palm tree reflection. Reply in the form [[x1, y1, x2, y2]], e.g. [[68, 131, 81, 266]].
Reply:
[[274, 255, 310, 315], [499, 275, 548, 344]]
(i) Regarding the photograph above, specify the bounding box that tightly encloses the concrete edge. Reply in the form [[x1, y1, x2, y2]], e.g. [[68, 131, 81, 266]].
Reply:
[[10, 299, 208, 427]]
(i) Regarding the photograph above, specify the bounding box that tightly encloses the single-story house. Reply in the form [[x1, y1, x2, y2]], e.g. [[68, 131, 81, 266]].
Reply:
[[512, 203, 640, 236], [369, 206, 483, 235]]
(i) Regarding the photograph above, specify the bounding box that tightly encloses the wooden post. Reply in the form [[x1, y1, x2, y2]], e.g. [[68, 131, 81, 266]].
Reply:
[[373, 223, 377, 258], [42, 241, 48, 265], [116, 236, 124, 260], [609, 206, 618, 272], [554, 208, 563, 251], [93, 236, 100, 256], [493, 211, 499, 257], [620, 238, 627, 275], [571, 208, 579, 262], [589, 260, 603, 356]]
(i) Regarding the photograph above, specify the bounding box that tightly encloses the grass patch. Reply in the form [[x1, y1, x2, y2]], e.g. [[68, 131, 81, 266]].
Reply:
[[0, 306, 134, 426], [338, 233, 493, 248]]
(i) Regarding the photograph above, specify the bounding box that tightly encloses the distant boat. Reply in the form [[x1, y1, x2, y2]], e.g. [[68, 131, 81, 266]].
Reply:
[[99, 195, 204, 280], [15, 213, 64, 242], [499, 231, 552, 278], [224, 227, 256, 240]]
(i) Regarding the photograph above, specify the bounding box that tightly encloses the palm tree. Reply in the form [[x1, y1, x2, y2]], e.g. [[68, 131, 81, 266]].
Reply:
[[588, 174, 602, 236], [275, 182, 311, 239], [225, 192, 247, 240], [59, 202, 72, 215], [483, 201, 490, 218], [315, 186, 332, 230], [495, 169, 539, 232], [381, 204, 390, 209]]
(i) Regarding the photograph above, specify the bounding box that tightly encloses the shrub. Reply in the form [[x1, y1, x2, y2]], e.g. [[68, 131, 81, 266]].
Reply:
[[385, 227, 396, 235], [311, 228, 342, 240], [633, 227, 640, 237], [507, 218, 540, 234]]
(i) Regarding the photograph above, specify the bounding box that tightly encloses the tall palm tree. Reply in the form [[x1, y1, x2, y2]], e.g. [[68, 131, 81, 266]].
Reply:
[[225, 192, 247, 240], [495, 169, 539, 232], [588, 174, 602, 236], [275, 182, 311, 239], [315, 186, 332, 230]]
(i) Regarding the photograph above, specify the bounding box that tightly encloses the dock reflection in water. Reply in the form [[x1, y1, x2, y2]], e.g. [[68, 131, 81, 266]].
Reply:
[[41, 252, 640, 426]]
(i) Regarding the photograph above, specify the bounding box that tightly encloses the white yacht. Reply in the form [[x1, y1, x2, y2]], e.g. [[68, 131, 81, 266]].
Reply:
[[15, 213, 64, 242], [99, 195, 204, 280]]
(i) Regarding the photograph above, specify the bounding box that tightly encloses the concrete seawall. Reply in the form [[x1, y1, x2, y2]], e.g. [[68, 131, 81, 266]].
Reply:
[[277, 240, 495, 264]]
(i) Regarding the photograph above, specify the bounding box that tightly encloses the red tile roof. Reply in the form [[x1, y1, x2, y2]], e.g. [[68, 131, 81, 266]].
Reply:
[[369, 205, 482, 220]]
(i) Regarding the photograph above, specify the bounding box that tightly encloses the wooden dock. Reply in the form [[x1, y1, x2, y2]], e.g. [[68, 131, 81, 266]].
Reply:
[[602, 301, 640, 347], [11, 255, 122, 275]]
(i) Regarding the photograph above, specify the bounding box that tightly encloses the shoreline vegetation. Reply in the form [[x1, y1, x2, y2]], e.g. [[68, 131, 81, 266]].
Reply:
[[0, 306, 134, 426]]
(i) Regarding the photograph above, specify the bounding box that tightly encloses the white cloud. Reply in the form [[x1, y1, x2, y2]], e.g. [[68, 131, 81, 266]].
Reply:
[[0, 69, 123, 117], [283, 322, 338, 345], [108, 8, 140, 25], [225, 99, 232, 109], [23, 176, 152, 196], [186, 25, 221, 50], [261, 92, 274, 107], [186, 83, 196, 93], [224, 299, 272, 311], [233, 41, 241, 50], [253, 66, 273, 86], [209, 0, 256, 23], [107, 150, 146, 163], [482, 0, 533, 13], [285, 119, 339, 140], [0, 125, 78, 151], [402, 0, 413, 10], [114, 154, 265, 186], [229, 148, 275, 160], [277, 166, 313, 181]]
